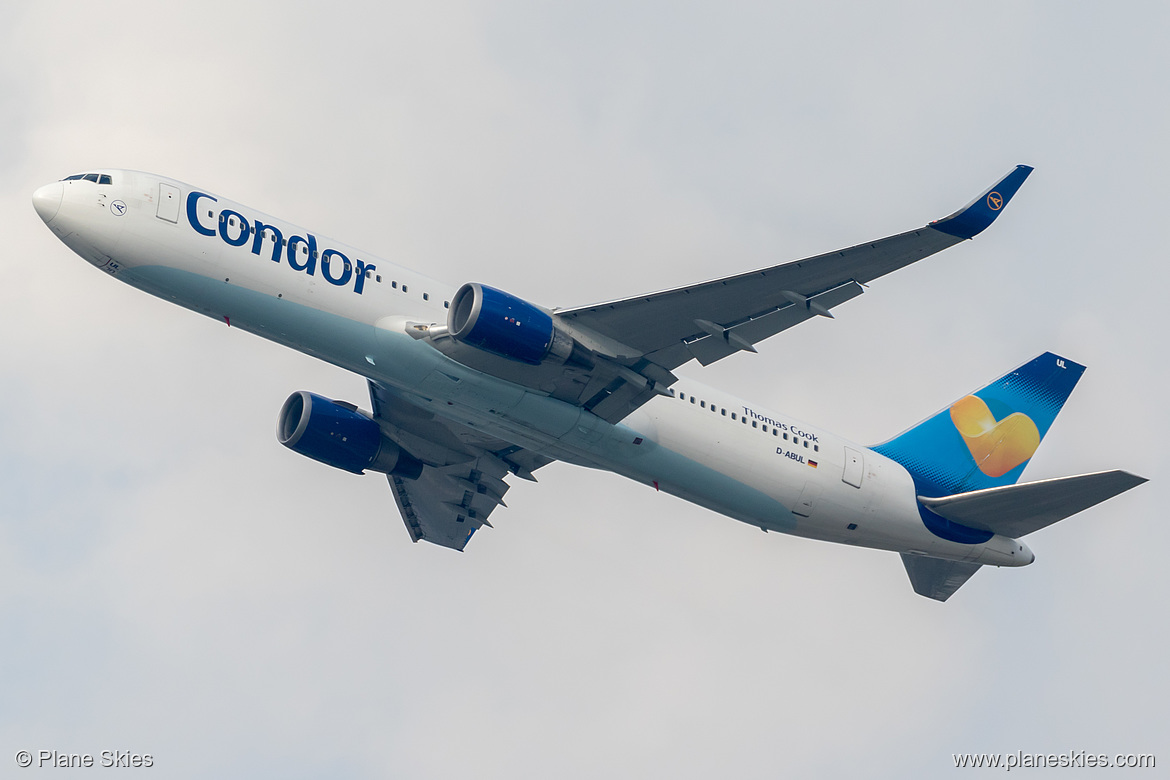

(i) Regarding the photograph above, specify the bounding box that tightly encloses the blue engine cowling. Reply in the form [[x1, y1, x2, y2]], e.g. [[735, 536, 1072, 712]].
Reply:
[[278, 391, 423, 478], [448, 283, 573, 365]]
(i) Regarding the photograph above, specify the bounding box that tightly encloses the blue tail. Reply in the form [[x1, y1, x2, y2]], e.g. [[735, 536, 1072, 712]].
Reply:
[[872, 352, 1085, 542]]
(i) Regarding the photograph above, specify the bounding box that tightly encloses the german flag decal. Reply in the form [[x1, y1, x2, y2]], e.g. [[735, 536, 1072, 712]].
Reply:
[[809, 460, 818, 468]]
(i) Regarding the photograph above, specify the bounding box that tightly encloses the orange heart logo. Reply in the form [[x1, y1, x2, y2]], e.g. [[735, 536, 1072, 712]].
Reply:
[[949, 395, 1040, 477]]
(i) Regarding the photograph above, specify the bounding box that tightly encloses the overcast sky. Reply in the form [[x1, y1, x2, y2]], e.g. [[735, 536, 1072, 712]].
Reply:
[[2, 2, 1167, 777]]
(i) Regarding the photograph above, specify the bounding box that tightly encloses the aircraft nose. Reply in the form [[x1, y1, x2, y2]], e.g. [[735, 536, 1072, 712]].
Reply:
[[32, 181, 63, 224]]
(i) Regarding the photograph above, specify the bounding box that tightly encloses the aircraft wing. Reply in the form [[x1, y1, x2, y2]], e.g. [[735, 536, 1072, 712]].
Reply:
[[557, 165, 1033, 372], [385, 457, 509, 552], [369, 381, 551, 550]]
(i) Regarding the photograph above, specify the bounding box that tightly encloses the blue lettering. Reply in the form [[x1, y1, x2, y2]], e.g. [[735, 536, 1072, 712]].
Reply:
[[251, 221, 284, 263], [353, 260, 375, 294], [218, 209, 250, 248], [186, 191, 217, 237], [321, 249, 352, 286], [287, 234, 317, 275], [190, 194, 375, 295]]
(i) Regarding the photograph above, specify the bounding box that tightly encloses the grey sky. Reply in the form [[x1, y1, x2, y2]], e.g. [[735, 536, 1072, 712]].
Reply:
[[2, 2, 1166, 777]]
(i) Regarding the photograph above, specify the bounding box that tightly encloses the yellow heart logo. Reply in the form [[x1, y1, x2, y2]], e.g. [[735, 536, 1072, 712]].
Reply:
[[949, 395, 1040, 477]]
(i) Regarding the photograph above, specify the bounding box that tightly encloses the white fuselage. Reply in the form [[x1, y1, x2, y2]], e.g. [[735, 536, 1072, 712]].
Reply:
[[32, 169, 1033, 568]]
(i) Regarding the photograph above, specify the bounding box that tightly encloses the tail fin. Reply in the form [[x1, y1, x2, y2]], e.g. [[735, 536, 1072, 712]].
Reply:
[[873, 352, 1085, 498]]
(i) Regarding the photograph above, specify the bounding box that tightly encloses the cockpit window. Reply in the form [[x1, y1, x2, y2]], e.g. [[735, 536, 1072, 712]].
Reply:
[[61, 173, 113, 184]]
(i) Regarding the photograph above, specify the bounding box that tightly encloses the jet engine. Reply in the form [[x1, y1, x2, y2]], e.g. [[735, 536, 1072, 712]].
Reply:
[[448, 283, 575, 365], [278, 391, 423, 478]]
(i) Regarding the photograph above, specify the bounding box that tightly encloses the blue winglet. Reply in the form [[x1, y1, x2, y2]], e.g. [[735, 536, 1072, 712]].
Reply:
[[929, 164, 1034, 240]]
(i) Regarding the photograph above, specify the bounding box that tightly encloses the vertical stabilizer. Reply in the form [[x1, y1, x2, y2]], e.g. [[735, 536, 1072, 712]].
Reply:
[[873, 352, 1084, 498]]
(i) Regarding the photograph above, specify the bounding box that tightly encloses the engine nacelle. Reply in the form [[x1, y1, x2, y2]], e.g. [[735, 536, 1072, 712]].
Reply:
[[277, 391, 423, 478], [448, 283, 574, 365]]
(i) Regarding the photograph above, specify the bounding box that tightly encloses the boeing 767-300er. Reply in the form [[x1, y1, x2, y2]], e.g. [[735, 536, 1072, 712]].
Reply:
[[32, 165, 1145, 601]]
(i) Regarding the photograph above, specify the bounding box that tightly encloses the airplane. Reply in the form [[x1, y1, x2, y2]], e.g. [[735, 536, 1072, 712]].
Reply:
[[31, 165, 1146, 601]]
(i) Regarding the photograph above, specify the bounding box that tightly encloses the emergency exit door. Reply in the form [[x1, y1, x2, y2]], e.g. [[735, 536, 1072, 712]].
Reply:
[[842, 447, 864, 488], [157, 182, 181, 223]]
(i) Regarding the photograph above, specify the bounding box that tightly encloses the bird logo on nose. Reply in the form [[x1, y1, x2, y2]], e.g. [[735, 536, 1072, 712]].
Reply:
[[111, 200, 127, 216]]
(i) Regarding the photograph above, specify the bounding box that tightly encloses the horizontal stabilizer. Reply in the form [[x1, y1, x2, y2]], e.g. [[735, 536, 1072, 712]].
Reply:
[[918, 470, 1147, 538], [901, 555, 982, 602]]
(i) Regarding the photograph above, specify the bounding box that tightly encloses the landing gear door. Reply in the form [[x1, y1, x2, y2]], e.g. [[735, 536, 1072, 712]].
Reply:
[[843, 446, 864, 488]]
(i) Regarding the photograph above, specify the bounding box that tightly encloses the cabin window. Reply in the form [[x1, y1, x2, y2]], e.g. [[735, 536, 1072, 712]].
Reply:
[[814, 445, 819, 452], [403, 285, 408, 293], [731, 413, 737, 421], [423, 293, 429, 301], [679, 393, 685, 401], [803, 440, 809, 448], [721, 408, 726, 416], [376, 275, 382, 283], [444, 301, 450, 308], [392, 281, 397, 288], [700, 401, 706, 409], [761, 425, 767, 433], [772, 429, 778, 436], [752, 421, 757, 428]]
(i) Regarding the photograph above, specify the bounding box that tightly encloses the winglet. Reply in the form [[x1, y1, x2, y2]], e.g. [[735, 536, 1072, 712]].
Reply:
[[929, 164, 1034, 240]]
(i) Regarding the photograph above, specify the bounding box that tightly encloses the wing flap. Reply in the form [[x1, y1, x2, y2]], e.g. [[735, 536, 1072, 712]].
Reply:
[[682, 280, 865, 365], [918, 470, 1147, 538]]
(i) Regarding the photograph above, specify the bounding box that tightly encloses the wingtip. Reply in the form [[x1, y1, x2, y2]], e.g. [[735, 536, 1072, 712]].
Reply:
[[1118, 470, 1150, 487], [929, 164, 1035, 240]]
